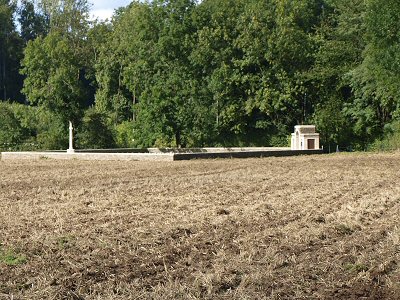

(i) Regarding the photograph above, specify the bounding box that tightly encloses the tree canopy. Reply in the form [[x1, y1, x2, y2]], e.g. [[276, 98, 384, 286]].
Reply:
[[2, 0, 400, 150]]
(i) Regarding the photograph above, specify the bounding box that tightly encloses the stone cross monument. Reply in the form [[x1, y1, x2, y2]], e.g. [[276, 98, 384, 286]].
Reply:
[[67, 121, 75, 154]]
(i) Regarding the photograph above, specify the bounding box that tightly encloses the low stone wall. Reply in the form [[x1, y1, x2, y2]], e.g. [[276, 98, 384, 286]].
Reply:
[[148, 147, 291, 153], [75, 148, 149, 154], [73, 147, 291, 154], [0, 152, 174, 161], [1, 149, 324, 161], [173, 149, 324, 160]]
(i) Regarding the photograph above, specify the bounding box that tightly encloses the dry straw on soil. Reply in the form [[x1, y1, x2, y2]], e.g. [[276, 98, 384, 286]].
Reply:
[[0, 153, 399, 299]]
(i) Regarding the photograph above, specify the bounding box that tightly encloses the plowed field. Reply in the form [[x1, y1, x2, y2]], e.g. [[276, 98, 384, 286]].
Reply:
[[1, 153, 399, 299]]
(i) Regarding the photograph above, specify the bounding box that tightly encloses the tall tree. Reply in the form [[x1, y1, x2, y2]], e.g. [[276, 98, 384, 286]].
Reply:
[[310, 0, 366, 147], [96, 0, 204, 147], [191, 0, 248, 144], [134, 0, 199, 147], [94, 4, 135, 125], [191, 0, 324, 145], [0, 0, 24, 102], [18, 0, 49, 43], [21, 0, 93, 124], [348, 0, 400, 145], [242, 0, 324, 143]]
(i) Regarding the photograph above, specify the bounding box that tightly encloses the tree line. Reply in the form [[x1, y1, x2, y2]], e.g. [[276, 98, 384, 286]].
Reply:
[[1, 0, 400, 150]]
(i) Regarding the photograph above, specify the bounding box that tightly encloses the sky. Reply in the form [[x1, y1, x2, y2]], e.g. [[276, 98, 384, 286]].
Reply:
[[90, 0, 132, 21]]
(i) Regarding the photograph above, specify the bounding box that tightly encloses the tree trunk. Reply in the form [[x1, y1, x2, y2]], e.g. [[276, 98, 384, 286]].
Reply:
[[132, 92, 136, 122], [175, 129, 181, 148]]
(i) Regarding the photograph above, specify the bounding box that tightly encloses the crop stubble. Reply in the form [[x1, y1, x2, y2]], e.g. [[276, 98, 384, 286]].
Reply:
[[0, 153, 399, 299]]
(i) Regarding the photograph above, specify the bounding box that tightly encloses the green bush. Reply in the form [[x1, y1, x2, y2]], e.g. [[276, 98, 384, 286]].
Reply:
[[0, 102, 32, 150], [76, 108, 116, 149], [370, 121, 400, 151], [35, 109, 68, 150], [114, 120, 135, 148], [269, 135, 290, 147], [0, 102, 71, 151]]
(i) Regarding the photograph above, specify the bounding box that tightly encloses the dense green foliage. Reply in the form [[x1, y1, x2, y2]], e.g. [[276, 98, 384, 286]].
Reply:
[[2, 0, 400, 150], [76, 107, 116, 149], [0, 101, 67, 150], [0, 0, 24, 103]]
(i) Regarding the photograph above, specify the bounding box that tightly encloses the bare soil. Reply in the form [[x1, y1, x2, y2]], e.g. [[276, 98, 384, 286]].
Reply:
[[0, 153, 399, 299]]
